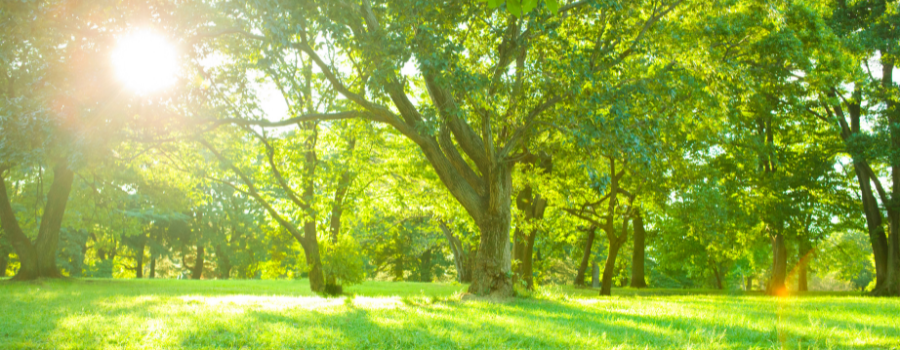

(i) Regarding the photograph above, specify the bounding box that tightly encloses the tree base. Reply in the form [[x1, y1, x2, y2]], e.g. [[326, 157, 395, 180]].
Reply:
[[323, 283, 343, 296]]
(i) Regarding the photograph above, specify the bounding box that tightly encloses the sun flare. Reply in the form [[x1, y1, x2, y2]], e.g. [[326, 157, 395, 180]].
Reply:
[[112, 31, 178, 94]]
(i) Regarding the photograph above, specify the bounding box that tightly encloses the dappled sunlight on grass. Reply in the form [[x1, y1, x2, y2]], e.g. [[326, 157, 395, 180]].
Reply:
[[1, 279, 898, 349]]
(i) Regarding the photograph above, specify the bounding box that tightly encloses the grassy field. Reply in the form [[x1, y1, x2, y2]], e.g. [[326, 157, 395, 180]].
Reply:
[[0, 278, 898, 349]]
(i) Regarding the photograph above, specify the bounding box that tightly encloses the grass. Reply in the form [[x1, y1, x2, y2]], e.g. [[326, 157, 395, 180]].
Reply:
[[0, 278, 898, 349]]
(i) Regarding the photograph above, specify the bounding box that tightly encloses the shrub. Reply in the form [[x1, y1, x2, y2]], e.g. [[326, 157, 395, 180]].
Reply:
[[321, 235, 366, 288]]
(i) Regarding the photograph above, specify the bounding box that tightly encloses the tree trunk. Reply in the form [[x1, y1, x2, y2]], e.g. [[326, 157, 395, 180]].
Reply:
[[0, 172, 40, 280], [33, 161, 75, 278], [0, 250, 8, 277], [134, 233, 146, 278], [467, 164, 514, 297], [574, 226, 596, 286], [521, 228, 537, 290], [798, 237, 812, 292], [745, 275, 753, 291], [630, 213, 648, 288], [767, 233, 787, 295], [713, 266, 723, 290], [419, 247, 433, 282], [855, 164, 889, 290], [591, 262, 600, 288], [439, 221, 473, 283], [149, 256, 156, 279], [135, 247, 144, 279], [878, 50, 900, 296], [191, 244, 204, 280], [600, 238, 623, 296], [215, 243, 232, 279], [512, 227, 525, 286], [301, 220, 325, 292]]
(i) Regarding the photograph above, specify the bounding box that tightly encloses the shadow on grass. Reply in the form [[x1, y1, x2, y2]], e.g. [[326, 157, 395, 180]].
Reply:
[[0, 279, 897, 349]]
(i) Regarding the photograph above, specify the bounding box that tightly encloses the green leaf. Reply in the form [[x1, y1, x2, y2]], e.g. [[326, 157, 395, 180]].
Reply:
[[507, 0, 522, 16], [522, 0, 538, 14], [546, 0, 560, 13], [487, 0, 504, 9]]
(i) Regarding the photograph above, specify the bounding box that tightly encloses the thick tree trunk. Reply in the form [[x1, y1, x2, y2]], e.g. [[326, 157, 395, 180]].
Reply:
[[469, 207, 513, 297], [34, 161, 75, 278], [878, 52, 900, 296], [0, 174, 38, 280], [574, 226, 596, 286], [768, 233, 787, 295], [301, 220, 325, 293], [600, 239, 623, 296], [630, 213, 648, 288], [713, 266, 723, 290], [798, 237, 811, 292]]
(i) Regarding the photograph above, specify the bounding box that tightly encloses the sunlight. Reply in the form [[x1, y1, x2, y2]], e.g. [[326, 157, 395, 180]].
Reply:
[[111, 31, 178, 94]]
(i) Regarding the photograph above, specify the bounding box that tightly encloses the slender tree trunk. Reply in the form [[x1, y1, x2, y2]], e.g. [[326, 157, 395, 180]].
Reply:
[[713, 266, 723, 290], [630, 213, 648, 288], [512, 227, 525, 286], [191, 245, 204, 280], [419, 247, 433, 282], [149, 256, 156, 279], [439, 221, 472, 283], [601, 238, 623, 296], [574, 226, 596, 286], [522, 228, 537, 290], [215, 244, 232, 279], [768, 233, 787, 295], [798, 237, 812, 292], [133, 233, 146, 278], [745, 275, 753, 291], [0, 250, 8, 277], [855, 165, 889, 290]]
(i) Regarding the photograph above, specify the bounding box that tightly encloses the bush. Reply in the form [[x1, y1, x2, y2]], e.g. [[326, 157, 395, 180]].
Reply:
[[321, 235, 365, 288]]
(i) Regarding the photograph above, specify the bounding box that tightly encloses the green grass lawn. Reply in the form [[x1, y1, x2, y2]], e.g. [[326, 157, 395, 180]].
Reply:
[[0, 278, 897, 349]]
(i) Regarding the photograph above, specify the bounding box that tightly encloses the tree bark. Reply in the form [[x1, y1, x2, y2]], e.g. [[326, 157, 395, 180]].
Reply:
[[574, 226, 596, 286], [215, 243, 232, 279], [879, 53, 900, 296], [601, 238, 624, 296], [0, 174, 38, 280], [419, 247, 433, 282], [767, 233, 787, 295], [0, 249, 8, 277], [521, 227, 537, 289], [302, 220, 325, 292], [33, 161, 75, 278], [601, 212, 629, 296], [798, 237, 812, 292], [191, 244, 204, 280], [149, 256, 156, 279], [468, 166, 514, 297], [712, 266, 723, 290], [630, 213, 648, 288], [440, 221, 474, 283]]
